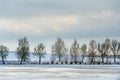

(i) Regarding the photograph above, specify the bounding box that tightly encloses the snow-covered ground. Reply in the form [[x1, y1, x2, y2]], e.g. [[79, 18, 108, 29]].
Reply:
[[0, 65, 120, 80]]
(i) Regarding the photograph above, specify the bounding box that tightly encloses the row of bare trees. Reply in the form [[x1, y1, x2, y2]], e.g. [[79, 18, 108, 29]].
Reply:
[[0, 37, 120, 64], [0, 37, 46, 64], [51, 38, 120, 64]]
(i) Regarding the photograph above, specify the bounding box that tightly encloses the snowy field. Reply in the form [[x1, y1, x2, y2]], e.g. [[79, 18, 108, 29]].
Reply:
[[0, 65, 120, 80]]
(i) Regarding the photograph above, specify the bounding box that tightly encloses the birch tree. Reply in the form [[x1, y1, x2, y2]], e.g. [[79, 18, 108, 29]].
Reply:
[[52, 38, 67, 62], [81, 44, 87, 63], [70, 39, 81, 63], [88, 40, 97, 64], [111, 39, 120, 63], [33, 43, 46, 64]]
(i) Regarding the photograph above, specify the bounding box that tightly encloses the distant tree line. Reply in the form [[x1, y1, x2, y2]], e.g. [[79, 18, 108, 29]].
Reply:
[[0, 37, 120, 65]]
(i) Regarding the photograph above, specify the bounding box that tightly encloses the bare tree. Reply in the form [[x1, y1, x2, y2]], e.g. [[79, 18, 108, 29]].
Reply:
[[98, 38, 111, 64], [0, 45, 9, 64], [51, 54, 56, 64], [62, 48, 68, 63], [16, 37, 30, 64], [88, 40, 97, 64], [98, 43, 105, 63], [52, 38, 67, 62], [104, 38, 111, 63], [33, 43, 46, 64], [81, 44, 87, 63], [51, 45, 57, 64], [111, 39, 120, 63], [70, 39, 81, 63]]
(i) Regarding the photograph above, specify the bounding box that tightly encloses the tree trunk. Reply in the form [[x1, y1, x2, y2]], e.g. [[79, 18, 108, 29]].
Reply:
[[20, 59, 23, 64], [20, 55, 24, 64], [90, 56, 94, 64], [70, 56, 73, 62], [82, 55, 85, 63], [114, 54, 116, 63], [106, 56, 108, 63], [58, 56, 61, 62], [101, 54, 104, 64], [2, 57, 5, 64], [39, 56, 41, 64], [75, 55, 77, 64]]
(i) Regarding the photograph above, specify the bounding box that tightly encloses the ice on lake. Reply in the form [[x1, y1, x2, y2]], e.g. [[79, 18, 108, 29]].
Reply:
[[0, 65, 120, 80]]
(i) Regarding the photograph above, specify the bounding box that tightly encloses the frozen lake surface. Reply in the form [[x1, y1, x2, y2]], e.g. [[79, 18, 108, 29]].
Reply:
[[0, 65, 120, 80]]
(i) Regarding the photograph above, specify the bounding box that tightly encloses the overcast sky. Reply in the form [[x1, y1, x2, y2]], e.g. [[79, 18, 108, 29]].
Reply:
[[0, 0, 120, 52]]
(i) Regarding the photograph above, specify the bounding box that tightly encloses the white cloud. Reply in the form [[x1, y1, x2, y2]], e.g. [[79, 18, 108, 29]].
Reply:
[[0, 16, 79, 34], [0, 11, 119, 37]]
